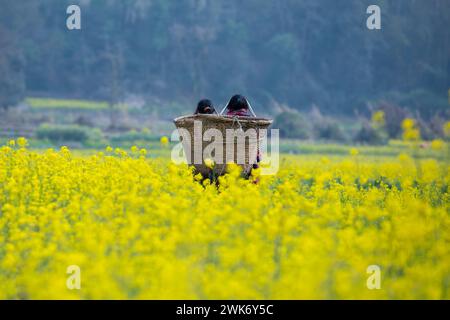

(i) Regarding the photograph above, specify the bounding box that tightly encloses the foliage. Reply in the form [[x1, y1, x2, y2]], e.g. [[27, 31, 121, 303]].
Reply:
[[376, 102, 409, 139], [315, 120, 347, 142], [36, 124, 102, 143], [109, 130, 160, 144], [0, 5, 26, 109], [354, 122, 388, 145], [26, 98, 109, 110], [274, 111, 310, 139], [1, 1, 448, 115], [401, 118, 421, 142]]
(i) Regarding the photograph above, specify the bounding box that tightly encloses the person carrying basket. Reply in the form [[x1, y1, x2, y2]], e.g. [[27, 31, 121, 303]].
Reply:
[[222, 94, 261, 180]]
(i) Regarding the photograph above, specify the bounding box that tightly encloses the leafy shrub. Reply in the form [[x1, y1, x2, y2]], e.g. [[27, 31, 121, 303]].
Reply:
[[110, 130, 160, 143], [354, 122, 388, 145], [273, 111, 310, 139], [36, 124, 101, 143], [377, 102, 409, 138], [315, 121, 347, 142]]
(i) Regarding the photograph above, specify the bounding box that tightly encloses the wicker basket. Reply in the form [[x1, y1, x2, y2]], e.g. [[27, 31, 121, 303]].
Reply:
[[173, 114, 273, 176]]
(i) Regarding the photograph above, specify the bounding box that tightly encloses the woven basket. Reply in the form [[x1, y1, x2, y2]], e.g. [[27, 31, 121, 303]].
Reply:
[[173, 114, 273, 176]]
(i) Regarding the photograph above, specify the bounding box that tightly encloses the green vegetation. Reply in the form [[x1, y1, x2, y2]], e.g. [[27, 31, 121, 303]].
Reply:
[[109, 130, 160, 144], [274, 112, 310, 139], [278, 140, 444, 159], [1, 1, 448, 119], [36, 124, 104, 144], [26, 98, 109, 110], [0, 134, 445, 161]]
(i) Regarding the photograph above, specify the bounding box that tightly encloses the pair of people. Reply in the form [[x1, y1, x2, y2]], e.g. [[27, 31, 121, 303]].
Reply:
[[194, 94, 252, 117], [194, 94, 261, 178]]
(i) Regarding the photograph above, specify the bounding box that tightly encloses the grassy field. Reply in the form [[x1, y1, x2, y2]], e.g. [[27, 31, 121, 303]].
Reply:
[[25, 98, 110, 110], [0, 136, 445, 160], [279, 139, 446, 159]]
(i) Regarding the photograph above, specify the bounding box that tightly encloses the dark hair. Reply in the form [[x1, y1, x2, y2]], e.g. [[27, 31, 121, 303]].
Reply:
[[227, 94, 249, 111], [195, 99, 215, 114]]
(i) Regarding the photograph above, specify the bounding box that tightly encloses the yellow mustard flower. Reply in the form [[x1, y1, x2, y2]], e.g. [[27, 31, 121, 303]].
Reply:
[[160, 136, 169, 146], [204, 158, 215, 169]]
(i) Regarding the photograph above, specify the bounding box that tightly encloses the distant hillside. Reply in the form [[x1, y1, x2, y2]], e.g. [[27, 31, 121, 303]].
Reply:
[[1, 0, 449, 118]]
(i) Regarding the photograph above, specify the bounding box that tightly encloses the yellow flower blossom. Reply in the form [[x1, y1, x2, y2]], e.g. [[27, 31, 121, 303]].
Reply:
[[443, 121, 450, 138], [371, 110, 385, 127], [16, 137, 28, 148], [204, 158, 215, 169], [431, 139, 444, 151], [349, 148, 359, 156], [402, 118, 421, 142], [402, 118, 415, 130], [0, 143, 448, 300], [160, 136, 169, 146]]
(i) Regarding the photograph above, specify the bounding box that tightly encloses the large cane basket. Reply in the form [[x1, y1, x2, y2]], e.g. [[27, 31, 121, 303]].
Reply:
[[173, 114, 272, 176]]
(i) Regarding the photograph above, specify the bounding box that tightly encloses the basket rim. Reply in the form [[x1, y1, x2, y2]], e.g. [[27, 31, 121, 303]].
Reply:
[[173, 114, 273, 125]]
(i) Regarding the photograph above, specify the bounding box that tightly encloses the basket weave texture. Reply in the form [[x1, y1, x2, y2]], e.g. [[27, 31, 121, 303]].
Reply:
[[173, 114, 273, 176]]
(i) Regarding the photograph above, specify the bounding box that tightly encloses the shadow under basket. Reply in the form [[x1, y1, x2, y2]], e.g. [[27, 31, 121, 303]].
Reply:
[[173, 114, 273, 176]]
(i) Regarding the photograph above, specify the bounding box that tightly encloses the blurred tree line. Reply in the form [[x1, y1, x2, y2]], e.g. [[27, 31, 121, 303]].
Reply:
[[0, 0, 449, 118]]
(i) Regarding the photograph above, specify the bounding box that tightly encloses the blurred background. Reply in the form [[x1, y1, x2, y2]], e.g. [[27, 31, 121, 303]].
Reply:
[[0, 0, 449, 151]]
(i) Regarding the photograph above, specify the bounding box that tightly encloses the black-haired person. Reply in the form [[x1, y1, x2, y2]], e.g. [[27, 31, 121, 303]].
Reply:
[[225, 94, 251, 117], [195, 99, 216, 114], [225, 94, 260, 182]]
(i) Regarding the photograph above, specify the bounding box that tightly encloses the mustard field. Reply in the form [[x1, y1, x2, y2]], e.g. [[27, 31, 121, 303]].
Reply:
[[0, 139, 449, 299]]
